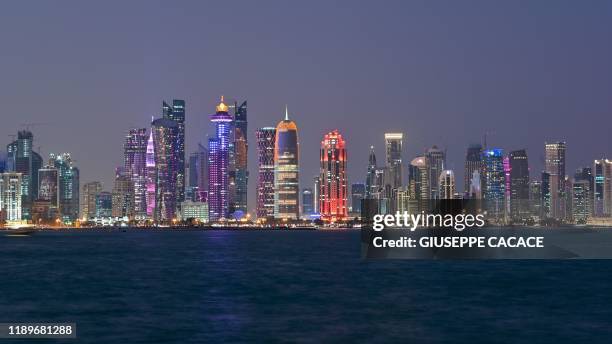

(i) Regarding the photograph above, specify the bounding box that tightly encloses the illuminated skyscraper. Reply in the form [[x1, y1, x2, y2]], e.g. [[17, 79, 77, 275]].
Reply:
[[593, 159, 612, 217], [541, 172, 551, 218], [365, 146, 377, 198], [152, 118, 179, 222], [112, 171, 134, 219], [208, 97, 232, 221], [124, 128, 148, 217], [351, 183, 366, 214], [256, 127, 276, 218], [313, 176, 321, 214], [231, 100, 248, 217], [426, 146, 445, 200], [482, 148, 505, 220], [95, 191, 112, 218], [38, 166, 59, 207], [464, 144, 483, 195], [439, 170, 456, 199], [319, 130, 347, 222], [274, 107, 300, 220], [50, 153, 79, 223], [529, 180, 542, 218], [509, 149, 530, 220], [302, 188, 314, 217], [145, 130, 156, 218], [82, 181, 102, 220], [544, 142, 566, 219], [409, 156, 429, 201], [163, 99, 186, 203], [0, 172, 22, 222], [384, 133, 403, 189], [572, 179, 590, 223]]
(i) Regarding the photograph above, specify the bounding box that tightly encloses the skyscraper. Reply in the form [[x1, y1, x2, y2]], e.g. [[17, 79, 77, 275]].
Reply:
[[0, 172, 22, 222], [464, 144, 483, 195], [145, 130, 156, 218], [572, 179, 590, 223], [319, 130, 348, 222], [302, 188, 314, 217], [112, 171, 134, 219], [509, 149, 530, 220], [95, 191, 112, 218], [408, 156, 429, 203], [51, 153, 79, 223], [163, 99, 186, 204], [124, 128, 148, 217], [384, 133, 403, 189], [482, 148, 505, 220], [426, 146, 445, 200], [38, 166, 59, 207], [541, 172, 552, 218], [351, 183, 366, 214], [232, 100, 248, 217], [255, 127, 276, 219], [593, 159, 612, 217], [439, 170, 456, 199], [274, 107, 300, 220], [208, 97, 232, 221], [152, 118, 179, 222], [365, 146, 377, 198], [82, 181, 102, 220], [313, 176, 321, 214], [545, 142, 566, 219]]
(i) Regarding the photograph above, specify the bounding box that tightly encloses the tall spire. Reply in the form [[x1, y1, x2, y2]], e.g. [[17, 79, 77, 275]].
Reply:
[[285, 105, 289, 121]]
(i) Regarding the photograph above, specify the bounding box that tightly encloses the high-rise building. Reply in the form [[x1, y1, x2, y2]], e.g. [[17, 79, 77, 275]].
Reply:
[[426, 146, 445, 200], [163, 99, 186, 204], [256, 127, 276, 218], [509, 149, 530, 220], [593, 159, 612, 217], [464, 144, 483, 195], [124, 128, 148, 217], [302, 188, 314, 218], [95, 191, 112, 218], [38, 166, 59, 207], [82, 181, 102, 220], [541, 172, 551, 218], [468, 170, 482, 199], [313, 176, 321, 214], [572, 179, 590, 223], [482, 149, 505, 220], [351, 183, 366, 214], [112, 171, 134, 219], [231, 100, 248, 218], [145, 130, 156, 218], [574, 167, 593, 217], [274, 107, 300, 220], [408, 156, 429, 203], [365, 146, 377, 198], [545, 142, 566, 219], [0, 172, 22, 222], [384, 133, 403, 189], [439, 170, 456, 199], [208, 97, 232, 221], [319, 130, 347, 222], [152, 118, 179, 222], [31, 151, 42, 201], [187, 151, 200, 201], [10, 131, 35, 219], [51, 153, 79, 222], [529, 180, 542, 218]]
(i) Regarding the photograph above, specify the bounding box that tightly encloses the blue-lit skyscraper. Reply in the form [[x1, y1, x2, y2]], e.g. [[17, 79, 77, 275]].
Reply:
[[163, 99, 186, 204], [208, 97, 232, 221], [231, 100, 248, 218], [51, 153, 80, 223], [483, 148, 505, 220]]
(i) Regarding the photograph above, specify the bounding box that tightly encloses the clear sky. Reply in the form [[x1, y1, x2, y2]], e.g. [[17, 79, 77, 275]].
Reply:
[[1, 0, 611, 211]]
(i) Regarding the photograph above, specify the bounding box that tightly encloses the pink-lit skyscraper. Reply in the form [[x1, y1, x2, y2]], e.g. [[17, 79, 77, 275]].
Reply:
[[124, 128, 148, 217], [145, 129, 156, 218]]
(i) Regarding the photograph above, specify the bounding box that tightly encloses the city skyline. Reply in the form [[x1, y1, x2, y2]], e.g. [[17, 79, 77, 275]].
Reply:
[[1, 1, 611, 213]]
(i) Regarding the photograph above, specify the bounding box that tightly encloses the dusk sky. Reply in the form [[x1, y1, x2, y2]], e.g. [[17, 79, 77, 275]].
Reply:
[[1, 1, 611, 211]]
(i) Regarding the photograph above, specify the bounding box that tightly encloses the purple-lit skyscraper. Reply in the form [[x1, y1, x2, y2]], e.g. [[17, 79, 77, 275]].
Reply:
[[145, 129, 156, 218], [208, 97, 232, 221], [152, 118, 179, 222], [124, 128, 148, 217]]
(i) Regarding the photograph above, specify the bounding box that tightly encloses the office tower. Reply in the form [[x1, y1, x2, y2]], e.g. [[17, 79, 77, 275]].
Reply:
[[95, 191, 112, 218], [464, 144, 483, 195], [302, 188, 314, 217], [10, 131, 33, 219], [0, 173, 22, 222], [124, 128, 148, 217], [509, 149, 530, 220], [482, 149, 505, 220], [426, 146, 445, 200], [351, 183, 366, 214], [163, 99, 186, 203], [31, 151, 42, 200], [187, 151, 199, 201], [196, 144, 208, 202], [574, 167, 593, 217], [469, 170, 482, 199], [51, 153, 79, 222], [529, 180, 542, 218], [145, 130, 156, 218], [544, 142, 566, 219], [112, 172, 134, 219], [0, 151, 6, 173], [152, 118, 179, 222], [408, 156, 429, 202], [541, 172, 551, 218], [439, 170, 456, 199], [5, 141, 17, 172], [365, 146, 377, 198], [232, 100, 248, 217], [38, 166, 59, 207], [384, 133, 403, 189], [319, 130, 347, 222], [82, 181, 102, 220], [274, 107, 300, 220], [256, 127, 276, 219], [313, 176, 321, 214], [593, 159, 612, 217], [208, 97, 232, 221], [572, 179, 590, 223]]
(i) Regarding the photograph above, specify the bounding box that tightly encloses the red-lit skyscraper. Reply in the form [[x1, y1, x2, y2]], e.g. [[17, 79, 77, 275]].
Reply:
[[319, 130, 347, 222]]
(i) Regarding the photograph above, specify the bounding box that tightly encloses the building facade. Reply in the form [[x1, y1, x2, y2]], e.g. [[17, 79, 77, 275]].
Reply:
[[273, 107, 300, 220], [319, 130, 348, 222], [256, 127, 276, 218]]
